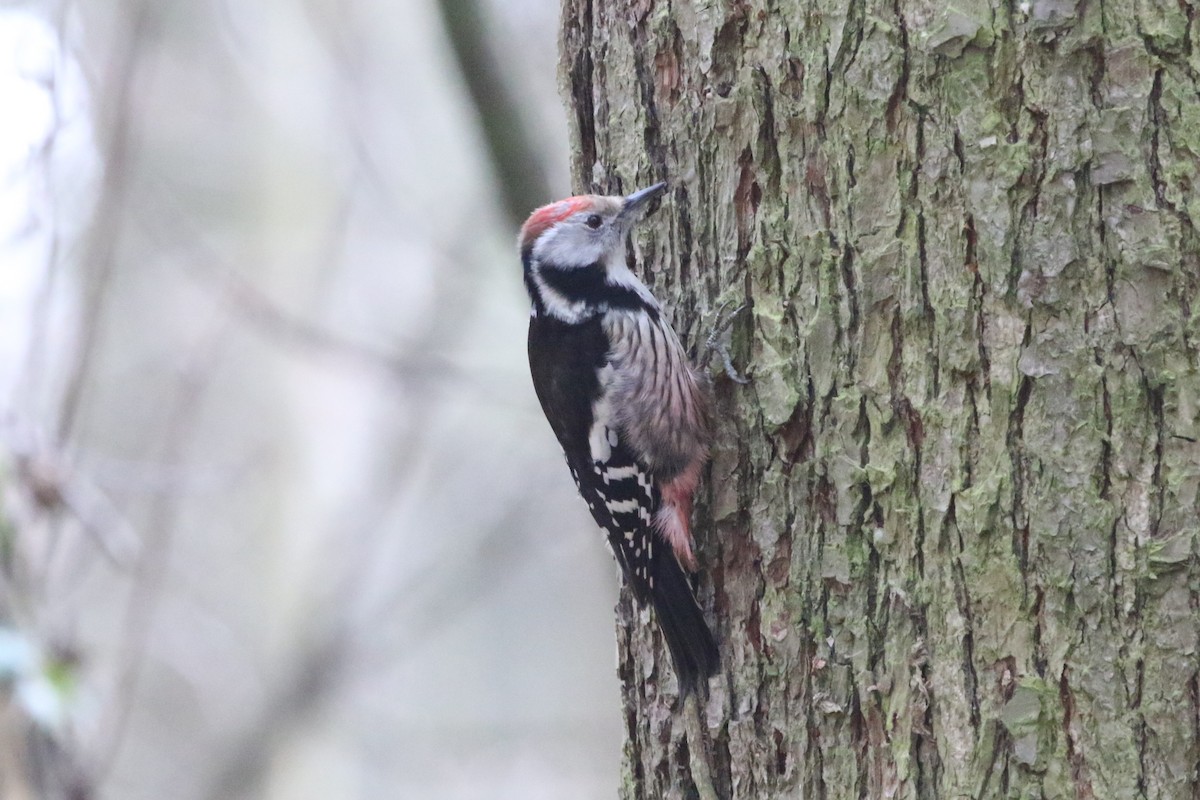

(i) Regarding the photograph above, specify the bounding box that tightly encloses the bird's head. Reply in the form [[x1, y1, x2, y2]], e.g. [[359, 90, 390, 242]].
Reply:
[[518, 182, 668, 271]]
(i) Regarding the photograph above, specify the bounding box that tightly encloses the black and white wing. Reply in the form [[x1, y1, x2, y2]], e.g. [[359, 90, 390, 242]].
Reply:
[[528, 313, 718, 692]]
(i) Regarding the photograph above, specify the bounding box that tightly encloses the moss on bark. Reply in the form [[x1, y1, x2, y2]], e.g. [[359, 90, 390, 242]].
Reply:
[[561, 1, 1200, 797]]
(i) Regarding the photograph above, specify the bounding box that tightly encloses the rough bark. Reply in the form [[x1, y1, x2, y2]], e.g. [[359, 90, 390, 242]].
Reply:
[[558, 1, 1200, 798]]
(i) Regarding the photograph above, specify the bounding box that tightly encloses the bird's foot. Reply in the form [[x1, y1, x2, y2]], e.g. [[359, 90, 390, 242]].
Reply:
[[701, 299, 751, 385]]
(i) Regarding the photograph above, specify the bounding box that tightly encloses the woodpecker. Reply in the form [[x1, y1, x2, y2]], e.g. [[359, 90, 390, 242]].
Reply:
[[520, 182, 719, 695]]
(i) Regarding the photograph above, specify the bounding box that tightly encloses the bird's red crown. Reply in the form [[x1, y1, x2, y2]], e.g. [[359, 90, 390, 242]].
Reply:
[[518, 195, 594, 252]]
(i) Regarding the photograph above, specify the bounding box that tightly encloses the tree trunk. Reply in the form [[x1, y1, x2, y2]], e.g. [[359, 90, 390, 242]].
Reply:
[[559, 1, 1200, 797]]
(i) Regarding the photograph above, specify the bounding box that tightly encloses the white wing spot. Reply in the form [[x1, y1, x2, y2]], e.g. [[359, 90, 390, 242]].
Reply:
[[589, 419, 612, 463]]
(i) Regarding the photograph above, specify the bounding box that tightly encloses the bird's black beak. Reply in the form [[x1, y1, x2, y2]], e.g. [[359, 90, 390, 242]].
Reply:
[[619, 182, 668, 224]]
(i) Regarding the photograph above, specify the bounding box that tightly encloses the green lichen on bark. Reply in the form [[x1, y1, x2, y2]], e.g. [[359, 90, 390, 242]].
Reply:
[[560, 0, 1200, 797]]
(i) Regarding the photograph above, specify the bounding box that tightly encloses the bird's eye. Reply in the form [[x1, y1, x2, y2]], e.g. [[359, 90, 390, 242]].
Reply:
[[585, 214, 603, 230]]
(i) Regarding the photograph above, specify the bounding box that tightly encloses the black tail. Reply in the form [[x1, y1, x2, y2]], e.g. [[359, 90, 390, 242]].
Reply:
[[648, 545, 720, 697]]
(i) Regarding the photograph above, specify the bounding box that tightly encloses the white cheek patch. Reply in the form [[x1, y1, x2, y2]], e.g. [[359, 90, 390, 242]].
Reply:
[[534, 223, 606, 269]]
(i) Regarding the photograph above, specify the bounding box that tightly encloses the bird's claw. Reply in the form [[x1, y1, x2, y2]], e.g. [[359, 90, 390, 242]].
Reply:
[[701, 300, 751, 385]]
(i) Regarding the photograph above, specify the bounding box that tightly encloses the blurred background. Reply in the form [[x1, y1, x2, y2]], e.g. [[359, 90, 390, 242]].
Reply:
[[0, 0, 625, 797]]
